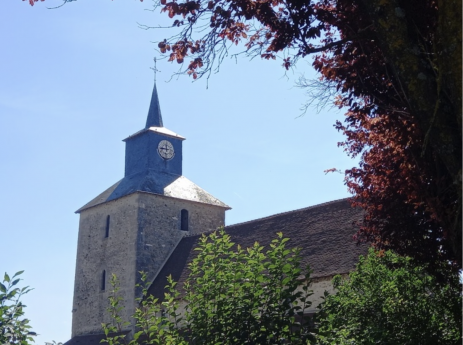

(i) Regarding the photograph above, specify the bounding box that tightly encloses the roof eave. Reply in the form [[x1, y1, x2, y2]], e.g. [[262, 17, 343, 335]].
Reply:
[[76, 189, 231, 214], [123, 127, 186, 142]]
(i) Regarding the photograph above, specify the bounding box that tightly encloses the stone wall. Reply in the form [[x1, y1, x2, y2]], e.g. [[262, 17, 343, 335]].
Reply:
[[135, 192, 226, 291], [71, 191, 226, 337], [72, 193, 139, 337], [299, 276, 337, 314]]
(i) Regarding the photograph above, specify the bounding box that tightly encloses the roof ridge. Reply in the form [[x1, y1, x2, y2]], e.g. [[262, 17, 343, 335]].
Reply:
[[178, 198, 353, 239], [225, 197, 352, 229]]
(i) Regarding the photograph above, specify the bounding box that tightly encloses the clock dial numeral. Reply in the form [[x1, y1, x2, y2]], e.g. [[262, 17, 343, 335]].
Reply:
[[158, 140, 175, 160]]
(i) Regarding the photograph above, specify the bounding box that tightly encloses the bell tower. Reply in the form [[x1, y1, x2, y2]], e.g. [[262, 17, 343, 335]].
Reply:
[[68, 83, 230, 342], [124, 83, 184, 178]]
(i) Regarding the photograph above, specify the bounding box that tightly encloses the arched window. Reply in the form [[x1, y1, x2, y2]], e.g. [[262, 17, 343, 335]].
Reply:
[[101, 270, 106, 291], [180, 209, 189, 231], [105, 215, 110, 238]]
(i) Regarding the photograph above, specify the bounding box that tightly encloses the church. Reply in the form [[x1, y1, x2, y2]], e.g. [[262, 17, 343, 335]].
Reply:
[[65, 83, 366, 345]]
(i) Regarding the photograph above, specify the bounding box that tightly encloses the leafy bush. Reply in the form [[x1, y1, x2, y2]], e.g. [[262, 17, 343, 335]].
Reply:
[[317, 248, 462, 345], [0, 271, 36, 345], [103, 229, 315, 345]]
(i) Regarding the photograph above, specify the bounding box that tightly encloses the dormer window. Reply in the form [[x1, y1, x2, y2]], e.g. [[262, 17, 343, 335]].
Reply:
[[181, 209, 189, 231]]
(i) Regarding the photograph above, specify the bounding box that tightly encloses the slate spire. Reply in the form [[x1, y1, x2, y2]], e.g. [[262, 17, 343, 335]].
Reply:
[[145, 82, 163, 128]]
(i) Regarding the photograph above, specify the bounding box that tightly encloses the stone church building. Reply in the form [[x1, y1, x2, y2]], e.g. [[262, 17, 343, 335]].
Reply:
[[64, 84, 366, 345]]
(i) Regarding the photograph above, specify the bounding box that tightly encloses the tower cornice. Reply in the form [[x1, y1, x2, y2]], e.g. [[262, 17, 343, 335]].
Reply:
[[123, 127, 185, 142]]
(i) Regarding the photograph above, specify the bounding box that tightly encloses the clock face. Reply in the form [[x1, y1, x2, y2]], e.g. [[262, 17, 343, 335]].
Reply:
[[157, 140, 175, 160]]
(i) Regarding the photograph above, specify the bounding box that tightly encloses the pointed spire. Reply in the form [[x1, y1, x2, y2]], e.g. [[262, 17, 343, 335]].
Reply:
[[145, 82, 164, 128]]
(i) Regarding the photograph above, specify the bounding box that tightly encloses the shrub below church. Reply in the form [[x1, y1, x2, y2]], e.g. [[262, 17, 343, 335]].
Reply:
[[102, 229, 315, 345], [317, 248, 462, 345]]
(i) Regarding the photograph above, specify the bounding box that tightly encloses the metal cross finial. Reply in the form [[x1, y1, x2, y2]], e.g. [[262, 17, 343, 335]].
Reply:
[[150, 58, 160, 83]]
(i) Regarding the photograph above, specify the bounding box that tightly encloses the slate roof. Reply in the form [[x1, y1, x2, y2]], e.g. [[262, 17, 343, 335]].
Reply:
[[145, 82, 163, 128], [76, 174, 230, 213], [148, 198, 367, 300]]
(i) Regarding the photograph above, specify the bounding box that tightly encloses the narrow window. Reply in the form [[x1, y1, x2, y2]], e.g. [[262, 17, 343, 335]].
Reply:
[[101, 270, 106, 291], [105, 215, 110, 238], [180, 209, 189, 231]]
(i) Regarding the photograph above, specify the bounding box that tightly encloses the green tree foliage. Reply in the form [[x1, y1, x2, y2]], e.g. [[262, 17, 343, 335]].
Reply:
[[149, 0, 462, 274], [317, 248, 462, 345], [103, 230, 314, 345], [0, 271, 36, 345]]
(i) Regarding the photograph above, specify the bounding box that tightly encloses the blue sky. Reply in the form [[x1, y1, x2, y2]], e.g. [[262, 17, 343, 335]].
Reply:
[[1, 1, 355, 343]]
